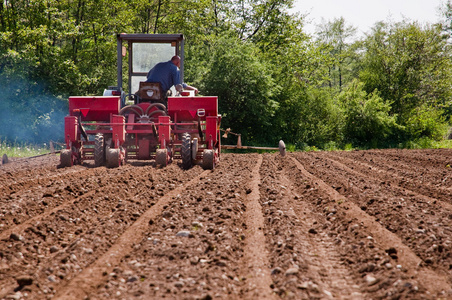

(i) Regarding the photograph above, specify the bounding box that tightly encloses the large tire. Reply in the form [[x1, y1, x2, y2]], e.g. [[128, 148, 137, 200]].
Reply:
[[94, 134, 105, 167], [181, 133, 192, 169], [106, 148, 121, 168], [202, 149, 215, 170], [155, 148, 168, 167], [60, 149, 72, 168]]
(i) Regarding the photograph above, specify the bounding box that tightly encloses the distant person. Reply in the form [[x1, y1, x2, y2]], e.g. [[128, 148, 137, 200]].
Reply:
[[146, 55, 198, 95]]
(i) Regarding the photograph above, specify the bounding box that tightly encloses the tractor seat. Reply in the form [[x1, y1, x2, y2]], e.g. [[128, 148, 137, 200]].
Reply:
[[138, 82, 165, 104]]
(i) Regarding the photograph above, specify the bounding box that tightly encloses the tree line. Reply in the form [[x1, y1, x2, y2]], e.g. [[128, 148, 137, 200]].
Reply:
[[1, 0, 452, 149]]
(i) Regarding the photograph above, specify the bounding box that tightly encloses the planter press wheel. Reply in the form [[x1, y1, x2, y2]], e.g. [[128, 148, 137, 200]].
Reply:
[[155, 148, 168, 167], [145, 103, 167, 115], [94, 133, 105, 167], [279, 140, 286, 157], [202, 149, 215, 170], [148, 110, 168, 121], [119, 105, 145, 116], [60, 149, 73, 168], [181, 133, 192, 169], [191, 138, 198, 161], [106, 147, 121, 168]]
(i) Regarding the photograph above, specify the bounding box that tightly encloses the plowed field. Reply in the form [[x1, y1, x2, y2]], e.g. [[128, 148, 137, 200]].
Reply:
[[1, 149, 452, 299]]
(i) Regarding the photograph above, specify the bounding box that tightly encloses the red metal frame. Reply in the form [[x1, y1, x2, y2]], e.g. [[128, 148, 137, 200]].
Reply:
[[69, 96, 120, 121], [64, 95, 221, 166]]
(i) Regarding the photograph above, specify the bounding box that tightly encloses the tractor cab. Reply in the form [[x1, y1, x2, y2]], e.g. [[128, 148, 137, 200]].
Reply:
[[103, 33, 185, 106]]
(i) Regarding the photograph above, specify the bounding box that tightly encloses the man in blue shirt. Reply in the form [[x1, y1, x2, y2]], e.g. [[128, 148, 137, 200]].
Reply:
[[146, 56, 198, 95]]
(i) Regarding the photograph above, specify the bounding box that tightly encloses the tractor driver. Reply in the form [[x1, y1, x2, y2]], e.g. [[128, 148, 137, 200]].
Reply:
[[146, 55, 198, 96]]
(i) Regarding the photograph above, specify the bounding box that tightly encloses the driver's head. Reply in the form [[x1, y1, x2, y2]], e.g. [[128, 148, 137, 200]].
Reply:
[[171, 56, 181, 68]]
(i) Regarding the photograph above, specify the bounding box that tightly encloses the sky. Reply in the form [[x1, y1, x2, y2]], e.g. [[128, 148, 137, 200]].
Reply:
[[292, 0, 445, 36]]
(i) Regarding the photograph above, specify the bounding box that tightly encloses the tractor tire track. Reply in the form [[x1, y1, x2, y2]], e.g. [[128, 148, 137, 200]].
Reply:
[[303, 151, 452, 278], [241, 155, 276, 299], [369, 148, 452, 168], [336, 149, 452, 190], [259, 154, 364, 299], [0, 163, 113, 234], [87, 154, 255, 299], [0, 163, 154, 241]]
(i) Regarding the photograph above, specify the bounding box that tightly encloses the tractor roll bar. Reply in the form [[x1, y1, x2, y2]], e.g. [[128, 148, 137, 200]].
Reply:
[[116, 33, 185, 93]]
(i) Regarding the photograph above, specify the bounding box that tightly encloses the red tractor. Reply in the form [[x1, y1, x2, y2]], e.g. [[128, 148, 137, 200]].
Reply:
[[60, 34, 221, 169]]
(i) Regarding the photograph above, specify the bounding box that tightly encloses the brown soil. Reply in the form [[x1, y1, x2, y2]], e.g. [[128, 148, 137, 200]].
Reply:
[[0, 150, 451, 299]]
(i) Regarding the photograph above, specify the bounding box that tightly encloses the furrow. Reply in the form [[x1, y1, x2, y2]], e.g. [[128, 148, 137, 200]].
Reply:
[[0, 163, 199, 299], [259, 154, 364, 299], [290, 153, 451, 298], [321, 152, 452, 211], [54, 169, 210, 299], [241, 154, 276, 299]]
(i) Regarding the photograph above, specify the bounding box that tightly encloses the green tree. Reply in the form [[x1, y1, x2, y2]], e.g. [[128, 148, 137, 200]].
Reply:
[[316, 17, 357, 91], [440, 0, 452, 36], [359, 21, 452, 123], [201, 35, 279, 145], [276, 87, 343, 148], [337, 80, 401, 147], [405, 104, 448, 140]]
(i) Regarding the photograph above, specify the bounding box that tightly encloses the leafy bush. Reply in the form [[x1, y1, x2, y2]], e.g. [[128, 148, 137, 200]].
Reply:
[[296, 88, 343, 146], [359, 21, 452, 122], [404, 104, 449, 140], [201, 35, 279, 145], [337, 80, 401, 147]]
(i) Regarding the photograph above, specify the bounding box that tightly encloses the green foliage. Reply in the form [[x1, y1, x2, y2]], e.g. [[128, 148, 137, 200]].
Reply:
[[0, 138, 52, 158], [359, 21, 452, 122], [337, 80, 401, 147], [278, 87, 342, 147], [315, 17, 358, 91], [322, 141, 342, 151], [0, 0, 451, 150], [404, 104, 449, 140], [401, 137, 436, 149], [201, 34, 279, 144]]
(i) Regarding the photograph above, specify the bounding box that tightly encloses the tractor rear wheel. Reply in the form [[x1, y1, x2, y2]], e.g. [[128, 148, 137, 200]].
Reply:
[[155, 148, 168, 167], [202, 149, 215, 170], [94, 134, 105, 167], [181, 133, 192, 169], [106, 148, 121, 168], [60, 149, 72, 168]]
